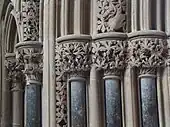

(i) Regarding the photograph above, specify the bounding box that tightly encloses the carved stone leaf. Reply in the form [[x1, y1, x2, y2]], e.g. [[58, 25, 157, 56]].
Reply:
[[55, 41, 91, 73], [129, 38, 167, 68], [92, 40, 127, 70]]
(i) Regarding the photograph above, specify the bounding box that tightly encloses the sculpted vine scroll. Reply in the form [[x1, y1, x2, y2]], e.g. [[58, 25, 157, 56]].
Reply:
[[22, 0, 40, 41], [97, 0, 126, 33]]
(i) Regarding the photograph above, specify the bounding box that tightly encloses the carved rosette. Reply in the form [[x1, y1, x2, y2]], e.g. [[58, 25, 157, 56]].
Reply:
[[22, 0, 40, 41], [92, 33, 128, 76], [15, 41, 43, 82], [5, 53, 25, 91], [97, 0, 126, 33], [128, 31, 168, 75]]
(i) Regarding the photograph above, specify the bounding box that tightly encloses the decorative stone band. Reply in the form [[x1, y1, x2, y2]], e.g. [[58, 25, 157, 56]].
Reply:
[[15, 41, 43, 83], [5, 53, 25, 91], [128, 30, 168, 68], [56, 34, 92, 77], [92, 32, 128, 76], [22, 0, 40, 41]]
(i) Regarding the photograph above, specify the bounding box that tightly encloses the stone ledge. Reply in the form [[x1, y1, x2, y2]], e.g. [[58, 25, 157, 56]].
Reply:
[[15, 41, 43, 49], [93, 32, 127, 40], [128, 30, 167, 39], [56, 34, 92, 43]]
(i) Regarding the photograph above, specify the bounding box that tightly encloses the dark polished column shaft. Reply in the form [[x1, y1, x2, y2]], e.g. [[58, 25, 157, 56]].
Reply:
[[104, 75, 122, 127], [139, 72, 159, 127], [69, 77, 87, 127], [25, 81, 41, 127]]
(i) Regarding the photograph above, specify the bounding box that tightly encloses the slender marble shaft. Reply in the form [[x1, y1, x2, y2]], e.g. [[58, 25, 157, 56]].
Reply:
[[69, 77, 87, 127], [104, 77, 122, 127], [12, 83, 24, 127], [25, 81, 41, 127], [139, 76, 159, 127]]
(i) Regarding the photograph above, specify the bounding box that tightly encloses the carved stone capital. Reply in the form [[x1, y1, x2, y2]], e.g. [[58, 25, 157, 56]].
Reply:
[[92, 32, 128, 71], [55, 35, 92, 77], [15, 41, 43, 82], [5, 53, 25, 90], [138, 67, 156, 78], [128, 31, 168, 68], [97, 0, 126, 33]]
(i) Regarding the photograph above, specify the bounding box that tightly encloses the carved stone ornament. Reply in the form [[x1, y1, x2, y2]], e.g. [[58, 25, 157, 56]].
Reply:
[[15, 41, 43, 82], [55, 35, 92, 76], [92, 33, 128, 71], [97, 0, 126, 33], [128, 31, 168, 68], [56, 79, 67, 127], [22, 0, 40, 41], [138, 67, 156, 76], [5, 53, 25, 90]]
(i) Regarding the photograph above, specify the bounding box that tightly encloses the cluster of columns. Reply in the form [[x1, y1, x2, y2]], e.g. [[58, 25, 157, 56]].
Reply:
[[1, 0, 43, 127]]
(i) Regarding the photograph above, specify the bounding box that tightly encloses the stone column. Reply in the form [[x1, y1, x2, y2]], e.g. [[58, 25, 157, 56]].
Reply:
[[15, 0, 42, 126], [56, 34, 91, 127], [92, 33, 127, 127], [103, 70, 122, 127], [1, 53, 14, 127], [68, 74, 87, 127], [165, 1, 170, 127], [15, 42, 43, 127], [128, 31, 167, 127], [5, 53, 24, 127], [138, 68, 159, 127]]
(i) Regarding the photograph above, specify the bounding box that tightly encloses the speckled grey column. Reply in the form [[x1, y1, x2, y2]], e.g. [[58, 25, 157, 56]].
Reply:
[[25, 80, 41, 127], [69, 77, 87, 127], [139, 73, 159, 127], [104, 75, 122, 127]]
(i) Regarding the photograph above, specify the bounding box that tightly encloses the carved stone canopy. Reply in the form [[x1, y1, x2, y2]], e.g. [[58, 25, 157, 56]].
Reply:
[[128, 30, 168, 68], [15, 41, 43, 82], [92, 32, 128, 72], [55, 34, 92, 77]]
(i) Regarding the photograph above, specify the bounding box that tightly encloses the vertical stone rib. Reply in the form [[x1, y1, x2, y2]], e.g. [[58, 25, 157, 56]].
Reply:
[[124, 68, 139, 127], [156, 0, 162, 30], [49, 0, 56, 126], [89, 66, 103, 127], [74, 0, 81, 34], [157, 68, 164, 127], [163, 67, 170, 127], [60, 0, 68, 36], [91, 0, 97, 35], [143, 0, 151, 30], [139, 0, 144, 30], [131, 0, 139, 31], [165, 0, 170, 34]]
